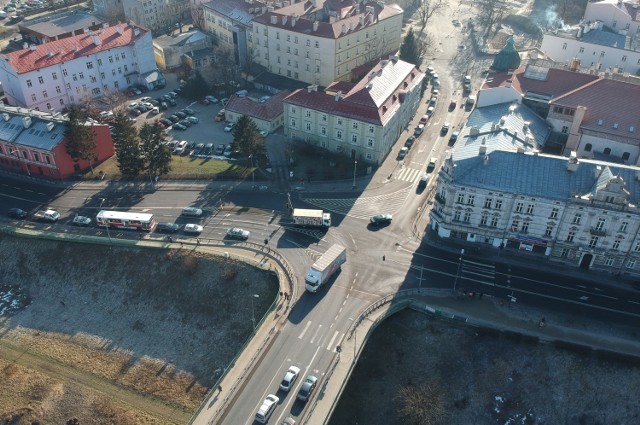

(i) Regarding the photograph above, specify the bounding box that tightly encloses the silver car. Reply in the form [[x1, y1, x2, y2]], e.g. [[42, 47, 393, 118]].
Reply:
[[226, 227, 249, 240], [182, 207, 203, 217], [183, 224, 203, 234]]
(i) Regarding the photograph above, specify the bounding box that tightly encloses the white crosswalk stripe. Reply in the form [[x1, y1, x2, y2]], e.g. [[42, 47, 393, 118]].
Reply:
[[394, 167, 422, 183], [297, 321, 344, 351], [303, 187, 411, 219]]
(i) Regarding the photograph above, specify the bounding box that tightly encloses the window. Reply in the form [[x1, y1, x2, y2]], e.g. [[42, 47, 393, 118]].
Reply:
[[579, 47, 584, 53], [588, 236, 599, 248], [305, 122, 311, 131], [550, 208, 559, 219], [604, 257, 614, 266], [124, 65, 128, 72], [561, 125, 569, 134], [584, 143, 592, 152], [612, 239, 621, 250], [595, 218, 606, 231], [603, 148, 611, 155], [42, 90, 47, 98], [65, 83, 70, 90], [352, 122, 358, 129], [38, 76, 44, 84], [31, 93, 37, 102], [351, 134, 358, 143], [97, 59, 102, 66], [112, 69, 116, 76], [290, 118, 296, 128], [463, 212, 471, 223], [567, 231, 575, 242], [79, 72, 84, 79], [572, 213, 582, 224], [562, 42, 567, 50], [337, 118, 343, 126], [526, 204, 535, 214], [495, 199, 502, 210], [52, 72, 58, 80], [627, 259, 636, 269], [457, 193, 464, 203], [516, 202, 523, 213], [290, 106, 296, 113], [59, 99, 64, 106], [336, 130, 342, 139], [46, 102, 51, 110], [72, 74, 78, 81], [315, 41, 319, 48], [634, 241, 640, 252], [491, 216, 499, 227], [521, 222, 529, 232], [480, 213, 488, 226], [26, 79, 32, 88], [545, 225, 553, 237], [306, 39, 310, 46], [101, 72, 105, 79], [484, 198, 492, 208], [55, 86, 61, 94], [622, 55, 627, 62], [62, 69, 68, 77], [321, 114, 327, 122], [623, 152, 630, 161], [109, 56, 113, 63], [321, 127, 326, 136], [454, 210, 461, 221], [86, 62, 93, 69], [90, 76, 97, 83], [114, 81, 119, 89], [467, 195, 474, 205], [305, 110, 311, 117], [369, 125, 375, 134], [620, 221, 628, 232], [367, 138, 374, 148]]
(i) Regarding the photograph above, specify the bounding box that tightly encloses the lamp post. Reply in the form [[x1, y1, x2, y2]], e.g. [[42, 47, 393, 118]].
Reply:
[[11, 148, 30, 176], [99, 198, 112, 244], [251, 294, 259, 331], [352, 159, 357, 189], [453, 249, 464, 294], [249, 154, 255, 188]]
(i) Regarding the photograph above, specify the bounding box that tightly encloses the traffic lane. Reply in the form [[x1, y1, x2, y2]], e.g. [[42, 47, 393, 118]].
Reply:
[[0, 177, 67, 206]]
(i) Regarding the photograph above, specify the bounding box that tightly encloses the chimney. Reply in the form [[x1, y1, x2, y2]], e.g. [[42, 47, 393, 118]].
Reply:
[[22, 42, 28, 50], [29, 44, 36, 51], [567, 152, 579, 172], [342, 24, 346, 34], [2, 113, 9, 121], [116, 23, 123, 34], [91, 34, 101, 46], [74, 44, 79, 52], [479, 144, 487, 155], [359, 15, 364, 26], [291, 14, 297, 26], [389, 54, 398, 63], [335, 90, 342, 101], [22, 116, 32, 129], [133, 27, 140, 36], [102, 22, 108, 29], [46, 122, 55, 132], [313, 21, 319, 31]]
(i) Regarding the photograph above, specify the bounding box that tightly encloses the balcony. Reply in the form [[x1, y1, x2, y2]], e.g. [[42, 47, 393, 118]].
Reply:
[[590, 227, 607, 236]]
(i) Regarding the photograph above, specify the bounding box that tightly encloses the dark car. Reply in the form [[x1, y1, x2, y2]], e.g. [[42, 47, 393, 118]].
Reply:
[[168, 98, 177, 106], [156, 222, 180, 233], [182, 108, 195, 115], [168, 115, 180, 123], [175, 111, 187, 119], [160, 118, 173, 126], [173, 123, 187, 131], [405, 136, 415, 148], [8, 208, 27, 219], [179, 119, 192, 127]]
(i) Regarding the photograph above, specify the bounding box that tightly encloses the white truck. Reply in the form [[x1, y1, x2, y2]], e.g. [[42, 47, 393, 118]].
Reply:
[[293, 208, 331, 228], [305, 244, 347, 293], [33, 209, 60, 222]]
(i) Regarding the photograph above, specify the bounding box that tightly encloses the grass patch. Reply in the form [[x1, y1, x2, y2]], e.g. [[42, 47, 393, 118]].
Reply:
[[287, 142, 375, 182]]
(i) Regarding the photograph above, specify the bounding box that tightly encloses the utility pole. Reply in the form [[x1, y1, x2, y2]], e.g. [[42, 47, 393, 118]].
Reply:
[[453, 249, 464, 294]]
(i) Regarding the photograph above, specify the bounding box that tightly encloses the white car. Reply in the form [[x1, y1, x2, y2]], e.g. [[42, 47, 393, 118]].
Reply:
[[226, 227, 250, 240], [224, 123, 235, 132], [183, 223, 203, 234], [182, 207, 203, 217], [255, 394, 279, 424], [260, 130, 269, 137], [279, 366, 300, 392], [72, 215, 92, 226]]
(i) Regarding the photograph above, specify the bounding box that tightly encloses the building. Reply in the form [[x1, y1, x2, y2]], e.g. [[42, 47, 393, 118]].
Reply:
[[93, 0, 126, 23], [202, 0, 267, 69], [540, 20, 640, 75], [583, 0, 640, 36], [122, 0, 190, 34], [153, 29, 214, 71], [224, 90, 290, 133], [429, 102, 640, 276], [0, 22, 158, 112], [251, 0, 403, 86], [0, 105, 114, 180], [283, 56, 424, 164], [18, 11, 106, 45]]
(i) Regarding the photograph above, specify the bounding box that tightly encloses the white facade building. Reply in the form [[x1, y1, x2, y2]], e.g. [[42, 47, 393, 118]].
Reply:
[[583, 0, 640, 36], [283, 57, 424, 164], [122, 0, 189, 34], [251, 0, 403, 86], [0, 23, 156, 112]]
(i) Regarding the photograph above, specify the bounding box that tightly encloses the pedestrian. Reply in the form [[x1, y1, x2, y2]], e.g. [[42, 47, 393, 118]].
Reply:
[[285, 292, 289, 300], [218, 385, 222, 392], [279, 291, 283, 298], [197, 238, 200, 245], [383, 255, 385, 261]]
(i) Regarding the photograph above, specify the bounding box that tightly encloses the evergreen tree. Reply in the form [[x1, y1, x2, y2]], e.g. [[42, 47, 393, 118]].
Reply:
[[64, 105, 97, 171], [182, 71, 210, 100], [399, 27, 421, 66], [231, 115, 265, 159], [139, 123, 172, 178], [111, 109, 144, 177]]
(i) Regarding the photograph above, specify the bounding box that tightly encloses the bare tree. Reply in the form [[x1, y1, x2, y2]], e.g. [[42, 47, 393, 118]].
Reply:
[[416, 0, 447, 35], [396, 382, 447, 425], [191, 4, 205, 30], [475, 0, 510, 45], [364, 36, 389, 64]]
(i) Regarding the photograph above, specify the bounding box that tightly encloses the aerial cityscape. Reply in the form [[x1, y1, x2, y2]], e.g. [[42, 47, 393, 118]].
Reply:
[[0, 0, 639, 423]]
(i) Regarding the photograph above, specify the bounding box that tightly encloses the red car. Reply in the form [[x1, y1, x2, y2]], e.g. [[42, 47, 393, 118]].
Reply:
[[419, 115, 429, 125]]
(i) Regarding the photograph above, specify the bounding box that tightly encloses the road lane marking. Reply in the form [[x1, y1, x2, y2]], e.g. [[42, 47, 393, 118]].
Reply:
[[298, 321, 312, 340], [326, 330, 340, 351], [309, 324, 323, 344]]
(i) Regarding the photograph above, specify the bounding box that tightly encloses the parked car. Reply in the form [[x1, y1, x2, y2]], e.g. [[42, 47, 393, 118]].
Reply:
[[226, 227, 249, 240], [223, 145, 233, 157], [160, 102, 168, 110], [160, 118, 173, 126], [182, 207, 203, 217], [183, 223, 203, 234], [224, 122, 235, 132], [279, 366, 300, 391], [205, 95, 218, 103], [173, 123, 187, 131], [156, 222, 180, 233], [215, 144, 225, 155], [405, 136, 415, 148], [370, 213, 393, 225], [173, 140, 188, 154], [175, 111, 187, 119], [204, 143, 214, 155], [441, 122, 450, 134], [414, 124, 425, 136], [450, 131, 459, 143], [419, 115, 429, 125], [398, 147, 408, 159], [8, 208, 27, 219], [168, 98, 177, 106], [194, 143, 205, 155], [179, 119, 192, 127], [168, 115, 180, 123], [182, 108, 195, 115], [215, 110, 225, 122], [186, 116, 199, 124]]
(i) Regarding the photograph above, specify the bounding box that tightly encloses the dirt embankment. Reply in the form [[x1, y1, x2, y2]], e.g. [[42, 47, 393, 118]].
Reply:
[[0, 234, 278, 424]]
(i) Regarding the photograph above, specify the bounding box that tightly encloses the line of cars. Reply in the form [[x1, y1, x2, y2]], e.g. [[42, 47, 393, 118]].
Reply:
[[255, 365, 318, 424], [167, 140, 233, 158]]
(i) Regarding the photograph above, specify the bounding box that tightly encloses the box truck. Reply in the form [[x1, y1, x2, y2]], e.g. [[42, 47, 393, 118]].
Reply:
[[293, 208, 331, 228], [305, 244, 347, 293]]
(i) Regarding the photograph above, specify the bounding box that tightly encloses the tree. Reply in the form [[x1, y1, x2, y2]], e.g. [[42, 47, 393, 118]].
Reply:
[[182, 71, 210, 100], [231, 115, 265, 159], [399, 28, 421, 66], [111, 109, 144, 177], [416, 0, 447, 35], [396, 382, 447, 425], [64, 105, 97, 172], [191, 4, 205, 30], [475, 0, 509, 45], [139, 123, 172, 179]]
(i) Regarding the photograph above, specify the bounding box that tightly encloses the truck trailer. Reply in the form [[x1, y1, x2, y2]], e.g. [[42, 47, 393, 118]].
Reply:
[[305, 244, 347, 293], [292, 208, 331, 228]]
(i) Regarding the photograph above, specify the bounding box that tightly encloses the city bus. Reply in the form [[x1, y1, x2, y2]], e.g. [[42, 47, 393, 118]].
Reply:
[[96, 210, 156, 231]]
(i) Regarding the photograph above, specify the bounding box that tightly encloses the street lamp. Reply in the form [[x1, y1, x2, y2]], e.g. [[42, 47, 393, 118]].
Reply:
[[352, 159, 358, 189], [249, 154, 255, 188], [10, 148, 30, 176], [251, 294, 259, 331], [453, 249, 465, 294], [99, 198, 112, 244]]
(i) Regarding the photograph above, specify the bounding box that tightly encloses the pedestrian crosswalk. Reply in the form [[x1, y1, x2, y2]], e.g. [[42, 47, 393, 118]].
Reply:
[[460, 259, 496, 287], [298, 320, 345, 352], [303, 187, 411, 219], [394, 167, 423, 183]]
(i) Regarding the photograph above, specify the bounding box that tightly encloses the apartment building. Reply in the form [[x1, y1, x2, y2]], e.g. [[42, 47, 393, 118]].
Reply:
[[283, 56, 424, 164], [122, 0, 190, 34], [251, 0, 403, 86], [0, 22, 157, 112]]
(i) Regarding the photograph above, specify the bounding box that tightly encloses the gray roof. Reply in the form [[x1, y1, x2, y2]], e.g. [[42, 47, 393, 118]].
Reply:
[[451, 102, 551, 161], [452, 150, 640, 205], [21, 12, 104, 38], [0, 116, 27, 143], [153, 30, 210, 48], [14, 120, 64, 149], [203, 0, 262, 27], [0, 106, 68, 151], [581, 26, 627, 49]]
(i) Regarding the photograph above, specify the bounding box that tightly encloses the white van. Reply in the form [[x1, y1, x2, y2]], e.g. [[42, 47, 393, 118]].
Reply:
[[236, 89, 248, 97], [173, 140, 188, 154], [255, 394, 279, 423]]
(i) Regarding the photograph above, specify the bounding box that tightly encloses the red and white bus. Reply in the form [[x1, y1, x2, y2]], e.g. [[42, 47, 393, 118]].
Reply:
[[96, 210, 156, 231]]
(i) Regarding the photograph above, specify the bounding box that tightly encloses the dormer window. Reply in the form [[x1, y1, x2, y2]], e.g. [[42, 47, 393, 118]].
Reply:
[[597, 119, 603, 126], [613, 123, 619, 129]]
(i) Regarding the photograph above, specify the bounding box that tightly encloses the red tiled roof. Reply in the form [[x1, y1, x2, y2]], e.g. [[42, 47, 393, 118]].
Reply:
[[3, 23, 148, 74], [325, 81, 356, 93], [483, 66, 600, 99], [226, 90, 291, 121], [552, 78, 640, 140]]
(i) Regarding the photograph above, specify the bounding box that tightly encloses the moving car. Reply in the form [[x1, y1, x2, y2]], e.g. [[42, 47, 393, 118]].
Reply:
[[183, 223, 203, 234], [8, 208, 27, 219], [255, 394, 279, 424], [419, 115, 429, 125], [370, 213, 393, 225], [297, 375, 318, 402], [156, 222, 180, 233], [450, 131, 459, 143], [441, 122, 450, 134], [182, 207, 203, 217], [279, 366, 300, 392], [427, 157, 438, 172], [72, 215, 92, 226], [226, 227, 250, 240]]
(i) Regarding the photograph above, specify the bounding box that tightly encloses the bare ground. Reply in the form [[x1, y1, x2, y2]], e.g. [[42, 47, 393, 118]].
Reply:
[[0, 234, 278, 424], [330, 309, 640, 425]]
